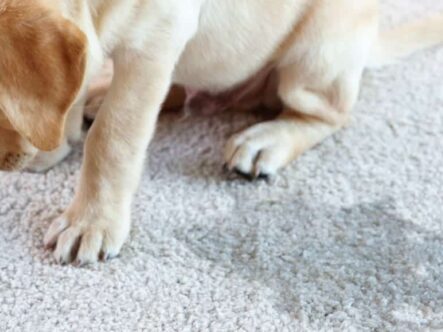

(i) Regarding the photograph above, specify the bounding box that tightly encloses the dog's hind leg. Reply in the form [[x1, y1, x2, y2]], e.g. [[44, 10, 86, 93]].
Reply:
[[225, 1, 378, 178], [224, 70, 360, 178]]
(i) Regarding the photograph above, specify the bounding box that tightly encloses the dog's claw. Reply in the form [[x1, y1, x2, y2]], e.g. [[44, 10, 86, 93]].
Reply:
[[233, 168, 259, 181], [256, 173, 270, 181]]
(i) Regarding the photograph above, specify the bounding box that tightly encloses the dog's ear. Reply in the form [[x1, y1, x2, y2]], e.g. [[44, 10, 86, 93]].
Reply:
[[0, 2, 87, 151]]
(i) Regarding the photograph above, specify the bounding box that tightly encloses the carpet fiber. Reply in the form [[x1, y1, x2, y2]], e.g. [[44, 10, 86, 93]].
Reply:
[[1, 1, 443, 331]]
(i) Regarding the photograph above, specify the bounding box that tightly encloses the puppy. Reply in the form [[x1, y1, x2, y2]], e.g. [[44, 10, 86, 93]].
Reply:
[[0, 0, 442, 264]]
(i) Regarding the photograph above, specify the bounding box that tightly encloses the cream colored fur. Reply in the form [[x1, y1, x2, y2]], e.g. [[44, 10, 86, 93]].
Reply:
[[6, 0, 443, 264]]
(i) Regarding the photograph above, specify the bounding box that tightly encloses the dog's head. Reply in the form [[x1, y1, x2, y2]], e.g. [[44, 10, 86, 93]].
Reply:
[[0, 0, 87, 171]]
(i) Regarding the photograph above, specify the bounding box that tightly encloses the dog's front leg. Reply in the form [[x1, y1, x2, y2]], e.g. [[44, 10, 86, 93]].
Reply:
[[43, 17, 197, 264], [45, 54, 177, 264]]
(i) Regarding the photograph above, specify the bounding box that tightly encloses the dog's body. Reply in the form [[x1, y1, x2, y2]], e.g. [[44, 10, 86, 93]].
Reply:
[[0, 0, 442, 264]]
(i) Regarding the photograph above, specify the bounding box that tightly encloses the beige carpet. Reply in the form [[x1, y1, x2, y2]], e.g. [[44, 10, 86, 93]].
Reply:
[[1, 1, 443, 331]]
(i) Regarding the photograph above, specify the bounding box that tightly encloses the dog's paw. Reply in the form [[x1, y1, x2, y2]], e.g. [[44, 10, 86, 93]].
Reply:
[[224, 121, 296, 179], [26, 140, 72, 173], [44, 209, 130, 265]]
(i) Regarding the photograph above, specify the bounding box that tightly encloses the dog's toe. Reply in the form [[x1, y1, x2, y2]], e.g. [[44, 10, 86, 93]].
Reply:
[[53, 227, 82, 264]]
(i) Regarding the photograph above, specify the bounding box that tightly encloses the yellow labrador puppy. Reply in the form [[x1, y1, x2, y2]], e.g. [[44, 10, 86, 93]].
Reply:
[[0, 0, 442, 264]]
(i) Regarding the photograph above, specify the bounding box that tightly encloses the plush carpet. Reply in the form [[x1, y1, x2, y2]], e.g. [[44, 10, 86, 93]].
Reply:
[[1, 1, 442, 331]]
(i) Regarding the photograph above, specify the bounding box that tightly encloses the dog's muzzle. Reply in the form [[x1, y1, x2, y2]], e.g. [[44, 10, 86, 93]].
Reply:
[[0, 152, 34, 171]]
